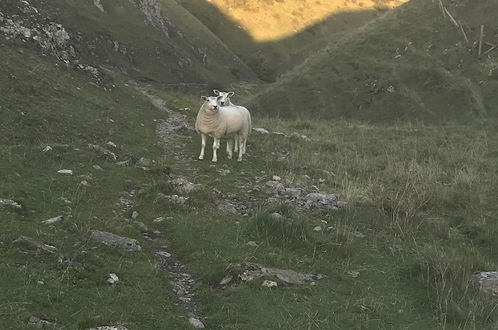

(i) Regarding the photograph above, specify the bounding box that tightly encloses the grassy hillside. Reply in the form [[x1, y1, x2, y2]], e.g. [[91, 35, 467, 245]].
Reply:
[[2, 0, 498, 329], [248, 0, 498, 123], [178, 0, 408, 81], [0, 0, 258, 86]]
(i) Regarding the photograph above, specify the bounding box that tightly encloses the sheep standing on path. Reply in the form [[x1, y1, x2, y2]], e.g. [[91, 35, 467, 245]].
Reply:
[[213, 89, 252, 156], [195, 95, 251, 162]]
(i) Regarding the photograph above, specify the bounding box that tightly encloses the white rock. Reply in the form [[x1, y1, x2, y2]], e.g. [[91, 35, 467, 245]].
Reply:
[[253, 127, 269, 134], [246, 241, 258, 247], [188, 317, 205, 329], [42, 146, 52, 152], [261, 280, 278, 288], [347, 270, 360, 278], [156, 251, 171, 258], [93, 165, 104, 171], [131, 211, 139, 219], [57, 169, 73, 175], [106, 141, 117, 148], [0, 198, 22, 209], [152, 217, 165, 223], [270, 212, 284, 220], [313, 226, 322, 232], [42, 215, 64, 225], [80, 180, 90, 186], [272, 175, 281, 181], [107, 273, 119, 284]]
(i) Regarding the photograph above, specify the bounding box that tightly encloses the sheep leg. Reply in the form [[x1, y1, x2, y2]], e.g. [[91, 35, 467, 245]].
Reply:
[[198, 134, 206, 160], [226, 139, 233, 160], [234, 135, 239, 153], [237, 135, 245, 162], [212, 137, 220, 162]]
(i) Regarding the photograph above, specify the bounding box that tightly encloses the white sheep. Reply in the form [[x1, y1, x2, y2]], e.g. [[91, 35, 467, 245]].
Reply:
[[195, 95, 251, 162], [213, 89, 251, 155]]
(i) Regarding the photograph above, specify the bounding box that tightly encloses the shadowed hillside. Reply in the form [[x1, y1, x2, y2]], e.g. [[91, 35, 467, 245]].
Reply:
[[248, 0, 498, 123], [178, 0, 407, 81]]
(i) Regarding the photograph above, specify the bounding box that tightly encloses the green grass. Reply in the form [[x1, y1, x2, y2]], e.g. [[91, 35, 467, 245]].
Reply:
[[2, 0, 498, 327], [248, 0, 498, 123]]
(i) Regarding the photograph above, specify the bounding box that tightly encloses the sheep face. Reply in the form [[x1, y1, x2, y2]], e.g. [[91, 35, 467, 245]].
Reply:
[[213, 90, 234, 106], [201, 95, 222, 112]]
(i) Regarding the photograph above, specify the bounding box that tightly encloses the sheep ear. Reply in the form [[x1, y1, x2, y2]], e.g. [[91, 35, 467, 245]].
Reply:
[[216, 95, 223, 101], [228, 92, 234, 98], [213, 89, 220, 95], [201, 96, 208, 101]]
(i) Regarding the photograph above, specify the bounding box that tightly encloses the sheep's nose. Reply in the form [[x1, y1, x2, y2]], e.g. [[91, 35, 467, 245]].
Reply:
[[213, 105, 218, 109]]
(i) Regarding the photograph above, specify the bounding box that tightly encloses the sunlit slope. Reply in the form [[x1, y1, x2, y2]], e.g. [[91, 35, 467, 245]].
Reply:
[[178, 0, 408, 80], [249, 0, 498, 122], [202, 0, 406, 42]]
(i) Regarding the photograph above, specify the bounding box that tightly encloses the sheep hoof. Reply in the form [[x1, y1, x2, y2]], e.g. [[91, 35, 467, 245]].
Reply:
[[198, 156, 204, 160], [237, 158, 242, 162], [212, 159, 217, 163]]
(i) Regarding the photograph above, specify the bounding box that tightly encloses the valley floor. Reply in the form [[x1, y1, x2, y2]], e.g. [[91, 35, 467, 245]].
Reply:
[[1, 45, 498, 330]]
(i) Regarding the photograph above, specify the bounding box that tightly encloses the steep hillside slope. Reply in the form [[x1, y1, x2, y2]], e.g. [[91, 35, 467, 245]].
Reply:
[[249, 0, 498, 123], [178, 0, 408, 81], [0, 0, 258, 86]]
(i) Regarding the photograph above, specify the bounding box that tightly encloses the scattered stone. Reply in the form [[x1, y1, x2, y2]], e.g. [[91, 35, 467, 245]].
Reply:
[[219, 275, 233, 286], [336, 201, 348, 208], [313, 226, 322, 232], [42, 215, 64, 225], [304, 193, 339, 209], [272, 175, 281, 181], [116, 160, 130, 167], [188, 317, 205, 329], [217, 168, 230, 176], [107, 273, 119, 284], [246, 241, 258, 248], [156, 193, 188, 205], [472, 271, 498, 295], [42, 146, 52, 152], [58, 255, 84, 271], [87, 326, 128, 330], [29, 316, 56, 328], [270, 212, 284, 220], [14, 236, 57, 254], [217, 200, 238, 214], [93, 165, 104, 171], [152, 217, 165, 223], [353, 304, 371, 314], [346, 270, 360, 278], [282, 187, 304, 198], [253, 127, 270, 134], [80, 180, 90, 186], [136, 157, 152, 167], [224, 263, 325, 286], [272, 132, 287, 137], [60, 197, 72, 204], [261, 280, 278, 288], [0, 198, 22, 209], [156, 251, 171, 258], [106, 141, 117, 148], [90, 230, 142, 252], [57, 169, 73, 175], [265, 180, 285, 193], [93, 0, 105, 13], [170, 178, 202, 194], [289, 132, 311, 141], [88, 144, 117, 160], [131, 211, 139, 219], [352, 231, 366, 239], [134, 221, 148, 232]]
